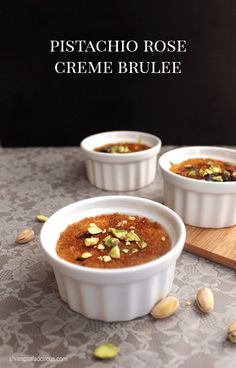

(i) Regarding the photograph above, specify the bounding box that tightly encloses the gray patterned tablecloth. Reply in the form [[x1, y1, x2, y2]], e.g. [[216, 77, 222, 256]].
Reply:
[[0, 146, 236, 368]]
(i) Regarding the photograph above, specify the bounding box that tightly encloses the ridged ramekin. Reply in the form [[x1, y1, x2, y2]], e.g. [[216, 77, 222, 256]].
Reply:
[[159, 146, 236, 228], [40, 196, 185, 322], [80, 131, 161, 191]]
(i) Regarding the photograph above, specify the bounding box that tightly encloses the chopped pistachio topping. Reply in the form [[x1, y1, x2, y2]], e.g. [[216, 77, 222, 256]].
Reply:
[[199, 168, 207, 177], [81, 252, 92, 259], [111, 145, 130, 153], [97, 244, 105, 250], [122, 249, 129, 253], [103, 255, 112, 262], [126, 241, 131, 246], [109, 245, 120, 259], [94, 342, 120, 359], [209, 164, 221, 173], [104, 235, 120, 247], [128, 216, 136, 221], [109, 228, 128, 240], [125, 231, 140, 242], [138, 241, 147, 249], [212, 175, 223, 182], [187, 170, 196, 178], [131, 248, 139, 254], [88, 223, 102, 234], [85, 237, 99, 246]]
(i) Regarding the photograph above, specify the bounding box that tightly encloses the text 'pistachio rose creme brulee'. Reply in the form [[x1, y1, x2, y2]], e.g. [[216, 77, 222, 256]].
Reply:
[[170, 158, 236, 182], [94, 142, 150, 154], [56, 213, 171, 268]]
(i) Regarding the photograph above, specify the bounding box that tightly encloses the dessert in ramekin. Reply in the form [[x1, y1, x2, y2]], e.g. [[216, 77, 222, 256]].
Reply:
[[80, 131, 161, 191], [159, 146, 236, 228], [40, 196, 185, 321]]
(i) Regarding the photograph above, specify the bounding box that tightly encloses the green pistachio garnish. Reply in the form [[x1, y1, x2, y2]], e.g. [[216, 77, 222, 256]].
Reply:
[[131, 248, 139, 254], [103, 236, 120, 247], [224, 170, 231, 177], [125, 231, 140, 242], [81, 252, 92, 259], [84, 237, 99, 246], [102, 255, 112, 262], [109, 245, 120, 259], [138, 241, 147, 249], [212, 175, 223, 182], [122, 249, 129, 253], [94, 342, 120, 359], [111, 145, 130, 153], [97, 244, 105, 250], [209, 164, 221, 173], [36, 214, 48, 222], [88, 223, 102, 234], [187, 170, 196, 178], [199, 168, 207, 177], [109, 228, 128, 240]]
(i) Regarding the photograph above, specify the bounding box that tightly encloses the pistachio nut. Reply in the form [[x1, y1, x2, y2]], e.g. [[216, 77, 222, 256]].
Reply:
[[227, 320, 236, 343], [84, 237, 99, 246], [196, 288, 214, 313], [109, 245, 120, 259], [88, 223, 102, 234], [94, 342, 120, 359], [151, 296, 179, 319], [81, 252, 92, 259], [16, 228, 34, 244], [36, 214, 48, 222]]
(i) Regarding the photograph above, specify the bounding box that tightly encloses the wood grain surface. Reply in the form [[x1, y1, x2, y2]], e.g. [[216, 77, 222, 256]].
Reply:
[[185, 225, 236, 269]]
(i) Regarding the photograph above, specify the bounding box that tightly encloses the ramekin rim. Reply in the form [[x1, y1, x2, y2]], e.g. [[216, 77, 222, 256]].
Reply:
[[80, 130, 162, 159], [40, 196, 186, 276], [159, 146, 236, 187]]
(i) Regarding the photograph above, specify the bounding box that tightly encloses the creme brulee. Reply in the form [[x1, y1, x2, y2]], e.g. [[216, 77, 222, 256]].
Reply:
[[170, 158, 236, 182], [94, 142, 150, 154], [56, 213, 170, 268]]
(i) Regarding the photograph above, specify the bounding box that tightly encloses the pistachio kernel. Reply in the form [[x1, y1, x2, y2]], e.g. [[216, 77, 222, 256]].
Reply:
[[97, 244, 105, 250], [104, 236, 120, 247], [102, 255, 112, 262], [94, 342, 120, 359], [84, 237, 99, 246], [125, 231, 140, 242], [131, 248, 138, 254], [122, 249, 129, 253], [36, 214, 48, 222], [187, 170, 196, 178], [81, 252, 92, 259], [138, 241, 147, 249], [109, 228, 128, 240], [88, 223, 102, 235], [109, 245, 120, 259]]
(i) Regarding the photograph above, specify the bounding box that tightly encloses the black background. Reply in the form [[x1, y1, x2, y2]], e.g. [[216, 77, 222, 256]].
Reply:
[[1, 1, 235, 147]]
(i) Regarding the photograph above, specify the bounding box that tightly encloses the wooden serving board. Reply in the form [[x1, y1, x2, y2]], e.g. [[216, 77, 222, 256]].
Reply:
[[185, 225, 236, 269]]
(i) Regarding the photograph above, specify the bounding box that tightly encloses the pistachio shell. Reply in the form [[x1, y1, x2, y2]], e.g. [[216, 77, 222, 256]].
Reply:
[[227, 320, 236, 343], [16, 228, 34, 244], [151, 296, 179, 319], [196, 288, 214, 313], [94, 342, 120, 359]]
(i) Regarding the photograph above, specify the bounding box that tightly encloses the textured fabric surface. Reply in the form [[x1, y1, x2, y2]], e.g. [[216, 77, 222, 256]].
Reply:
[[0, 146, 236, 368]]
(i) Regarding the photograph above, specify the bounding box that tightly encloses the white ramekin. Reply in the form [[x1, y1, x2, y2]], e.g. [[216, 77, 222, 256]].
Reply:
[[80, 131, 161, 191], [40, 196, 185, 322], [159, 146, 236, 228]]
